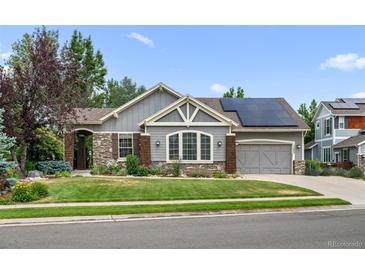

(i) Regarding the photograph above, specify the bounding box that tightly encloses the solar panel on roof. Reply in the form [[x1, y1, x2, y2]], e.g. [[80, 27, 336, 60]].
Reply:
[[220, 98, 297, 127]]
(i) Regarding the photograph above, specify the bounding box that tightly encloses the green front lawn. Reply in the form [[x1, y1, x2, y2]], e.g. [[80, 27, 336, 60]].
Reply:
[[37, 176, 321, 203], [0, 198, 350, 219]]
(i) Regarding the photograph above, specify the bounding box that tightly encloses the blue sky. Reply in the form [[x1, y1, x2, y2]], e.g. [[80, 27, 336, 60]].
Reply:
[[1, 25, 365, 109]]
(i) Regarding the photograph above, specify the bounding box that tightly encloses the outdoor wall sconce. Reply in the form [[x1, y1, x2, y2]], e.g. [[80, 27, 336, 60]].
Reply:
[[156, 140, 160, 147], [296, 144, 301, 150], [217, 141, 222, 147]]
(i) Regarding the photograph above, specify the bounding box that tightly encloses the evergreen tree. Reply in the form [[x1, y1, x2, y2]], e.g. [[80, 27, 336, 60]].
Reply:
[[62, 30, 107, 107], [298, 99, 318, 143]]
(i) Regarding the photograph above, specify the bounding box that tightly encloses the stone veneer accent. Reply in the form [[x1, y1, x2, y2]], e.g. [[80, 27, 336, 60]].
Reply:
[[93, 133, 113, 166], [225, 134, 236, 174], [293, 160, 305, 175], [151, 161, 225, 176], [64, 132, 74, 166], [140, 134, 151, 166]]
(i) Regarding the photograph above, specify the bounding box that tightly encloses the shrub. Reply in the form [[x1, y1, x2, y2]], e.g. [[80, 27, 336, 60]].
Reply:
[[90, 165, 108, 175], [171, 160, 181, 177], [12, 182, 49, 202], [29, 182, 49, 199], [335, 168, 347, 177], [5, 177, 18, 187], [213, 171, 227, 178], [191, 169, 210, 178], [346, 166, 364, 178], [0, 161, 17, 177], [149, 165, 166, 176], [106, 160, 122, 175], [126, 155, 139, 175], [54, 171, 71, 177], [321, 167, 336, 176], [136, 165, 149, 176], [305, 160, 322, 176], [36, 160, 72, 175], [116, 168, 127, 176], [25, 160, 37, 174]]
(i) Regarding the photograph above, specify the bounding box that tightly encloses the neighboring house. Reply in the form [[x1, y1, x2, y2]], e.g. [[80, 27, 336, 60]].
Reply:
[[64, 83, 309, 175], [305, 98, 365, 166]]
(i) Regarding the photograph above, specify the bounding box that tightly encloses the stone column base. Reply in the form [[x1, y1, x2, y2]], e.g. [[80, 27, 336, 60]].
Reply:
[[293, 160, 305, 175]]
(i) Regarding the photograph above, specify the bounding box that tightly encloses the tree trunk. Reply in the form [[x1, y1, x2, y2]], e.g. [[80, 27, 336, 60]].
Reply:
[[19, 144, 28, 176], [11, 148, 21, 175]]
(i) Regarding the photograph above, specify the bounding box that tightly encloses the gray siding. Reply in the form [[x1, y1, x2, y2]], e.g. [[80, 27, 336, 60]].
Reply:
[[335, 129, 360, 138], [305, 145, 320, 161], [147, 126, 229, 162], [193, 110, 219, 122], [157, 110, 183, 122], [315, 106, 331, 141], [235, 132, 303, 161], [77, 90, 178, 132], [333, 147, 358, 165]]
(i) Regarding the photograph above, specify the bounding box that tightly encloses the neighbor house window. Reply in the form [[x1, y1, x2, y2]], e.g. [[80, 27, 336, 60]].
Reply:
[[325, 118, 331, 136], [342, 148, 349, 162], [323, 147, 331, 162], [119, 133, 133, 158], [167, 131, 213, 162], [339, 117, 345, 129]]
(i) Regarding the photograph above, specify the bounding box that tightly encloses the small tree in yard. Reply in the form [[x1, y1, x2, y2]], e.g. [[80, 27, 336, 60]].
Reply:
[[0, 27, 81, 175], [0, 108, 15, 177]]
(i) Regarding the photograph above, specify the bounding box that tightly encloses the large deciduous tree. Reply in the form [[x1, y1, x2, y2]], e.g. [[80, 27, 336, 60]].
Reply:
[[298, 99, 318, 144], [0, 27, 81, 174], [62, 30, 107, 107]]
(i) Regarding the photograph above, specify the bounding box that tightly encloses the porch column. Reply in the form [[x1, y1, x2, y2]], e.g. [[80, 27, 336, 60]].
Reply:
[[140, 133, 151, 167], [225, 134, 236, 174], [64, 132, 74, 166]]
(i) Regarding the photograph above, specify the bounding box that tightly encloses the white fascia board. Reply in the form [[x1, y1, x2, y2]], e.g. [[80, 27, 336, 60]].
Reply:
[[232, 128, 307, 132]]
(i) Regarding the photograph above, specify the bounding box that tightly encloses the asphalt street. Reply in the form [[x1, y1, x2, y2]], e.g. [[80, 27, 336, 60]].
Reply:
[[1, 208, 364, 248]]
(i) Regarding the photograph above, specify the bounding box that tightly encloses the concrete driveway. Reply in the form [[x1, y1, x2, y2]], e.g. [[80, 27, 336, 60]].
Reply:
[[245, 174, 365, 205]]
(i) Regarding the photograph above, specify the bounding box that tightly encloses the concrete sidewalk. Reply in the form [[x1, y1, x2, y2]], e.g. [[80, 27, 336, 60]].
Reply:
[[0, 195, 330, 210]]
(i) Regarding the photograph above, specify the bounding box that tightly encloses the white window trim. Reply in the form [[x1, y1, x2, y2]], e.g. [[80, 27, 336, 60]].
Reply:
[[166, 130, 214, 163], [325, 118, 331, 136], [342, 148, 349, 162], [118, 133, 134, 161], [338, 116, 345, 129]]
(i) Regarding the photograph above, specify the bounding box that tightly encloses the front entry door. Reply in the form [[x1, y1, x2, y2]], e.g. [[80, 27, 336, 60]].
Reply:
[[76, 135, 87, 170]]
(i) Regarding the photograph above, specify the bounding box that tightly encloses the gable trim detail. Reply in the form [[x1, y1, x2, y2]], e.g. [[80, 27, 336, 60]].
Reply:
[[98, 82, 183, 122], [138, 96, 238, 127]]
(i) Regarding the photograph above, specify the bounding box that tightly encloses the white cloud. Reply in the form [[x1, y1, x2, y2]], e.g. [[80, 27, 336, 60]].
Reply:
[[351, 92, 365, 98], [126, 32, 154, 48], [0, 51, 11, 60], [210, 83, 228, 94], [319, 53, 365, 71]]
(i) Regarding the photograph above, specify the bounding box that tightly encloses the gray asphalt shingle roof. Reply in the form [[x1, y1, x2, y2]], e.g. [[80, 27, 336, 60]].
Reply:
[[333, 134, 365, 149]]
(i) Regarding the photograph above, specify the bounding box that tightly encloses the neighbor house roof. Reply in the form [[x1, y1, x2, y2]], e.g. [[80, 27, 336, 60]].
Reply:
[[197, 97, 309, 130], [321, 98, 365, 115], [304, 140, 317, 150], [333, 134, 365, 149]]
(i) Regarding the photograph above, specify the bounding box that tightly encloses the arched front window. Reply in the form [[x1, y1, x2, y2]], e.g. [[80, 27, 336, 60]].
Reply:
[[166, 131, 213, 162]]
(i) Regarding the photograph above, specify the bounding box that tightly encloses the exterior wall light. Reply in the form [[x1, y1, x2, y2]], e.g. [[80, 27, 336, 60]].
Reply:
[[217, 141, 222, 147], [156, 140, 160, 147], [296, 144, 301, 150]]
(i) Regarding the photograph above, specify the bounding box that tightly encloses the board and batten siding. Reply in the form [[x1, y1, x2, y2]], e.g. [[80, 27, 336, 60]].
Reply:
[[78, 90, 179, 132], [235, 132, 303, 161], [146, 126, 229, 162]]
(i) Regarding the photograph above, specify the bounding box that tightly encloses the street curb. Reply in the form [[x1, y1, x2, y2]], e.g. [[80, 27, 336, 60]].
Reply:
[[0, 204, 363, 227]]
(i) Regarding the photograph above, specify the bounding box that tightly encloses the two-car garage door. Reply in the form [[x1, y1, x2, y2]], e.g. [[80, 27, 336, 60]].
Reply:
[[236, 144, 292, 174]]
